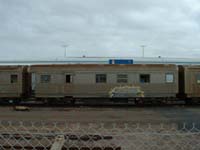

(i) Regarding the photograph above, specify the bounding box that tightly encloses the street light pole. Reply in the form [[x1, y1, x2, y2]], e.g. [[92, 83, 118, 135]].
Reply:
[[141, 45, 146, 57], [62, 45, 68, 58]]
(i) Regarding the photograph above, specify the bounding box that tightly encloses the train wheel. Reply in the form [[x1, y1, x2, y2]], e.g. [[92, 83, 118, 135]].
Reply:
[[13, 99, 21, 105], [70, 99, 75, 105], [185, 98, 193, 105], [135, 98, 144, 106]]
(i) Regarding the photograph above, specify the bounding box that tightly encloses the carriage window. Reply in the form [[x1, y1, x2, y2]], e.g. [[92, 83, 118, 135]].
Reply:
[[10, 75, 18, 83], [66, 74, 72, 83], [41, 75, 51, 83], [197, 74, 200, 84], [140, 74, 150, 83], [117, 74, 128, 83], [96, 74, 107, 83], [166, 74, 174, 83]]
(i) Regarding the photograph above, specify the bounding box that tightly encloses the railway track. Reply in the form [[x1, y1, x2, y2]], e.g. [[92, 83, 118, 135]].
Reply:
[[1, 98, 199, 107], [0, 102, 195, 108]]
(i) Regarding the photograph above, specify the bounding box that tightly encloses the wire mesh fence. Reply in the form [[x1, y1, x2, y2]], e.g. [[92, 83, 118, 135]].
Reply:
[[0, 121, 200, 150]]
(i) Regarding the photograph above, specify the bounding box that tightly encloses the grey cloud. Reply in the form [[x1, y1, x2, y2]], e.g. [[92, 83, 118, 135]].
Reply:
[[0, 0, 200, 59]]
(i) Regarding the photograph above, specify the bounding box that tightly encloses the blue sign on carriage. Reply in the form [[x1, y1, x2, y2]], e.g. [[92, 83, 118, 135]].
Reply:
[[109, 59, 134, 64]]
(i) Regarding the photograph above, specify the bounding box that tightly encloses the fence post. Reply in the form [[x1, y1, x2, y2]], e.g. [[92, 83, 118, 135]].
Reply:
[[50, 135, 65, 150]]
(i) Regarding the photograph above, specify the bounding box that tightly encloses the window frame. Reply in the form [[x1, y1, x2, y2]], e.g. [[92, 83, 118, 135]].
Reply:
[[140, 74, 150, 83], [165, 73, 174, 83], [196, 73, 200, 84], [10, 74, 18, 84], [40, 74, 51, 83], [66, 74, 73, 83], [96, 74, 107, 83]]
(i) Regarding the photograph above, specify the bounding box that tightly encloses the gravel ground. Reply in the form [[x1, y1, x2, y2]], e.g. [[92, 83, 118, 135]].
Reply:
[[0, 106, 200, 124]]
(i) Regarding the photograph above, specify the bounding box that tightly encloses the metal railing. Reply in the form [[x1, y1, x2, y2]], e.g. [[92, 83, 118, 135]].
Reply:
[[0, 121, 200, 150]]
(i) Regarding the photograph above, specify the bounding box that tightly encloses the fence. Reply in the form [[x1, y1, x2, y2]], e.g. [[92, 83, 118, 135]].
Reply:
[[0, 121, 200, 150]]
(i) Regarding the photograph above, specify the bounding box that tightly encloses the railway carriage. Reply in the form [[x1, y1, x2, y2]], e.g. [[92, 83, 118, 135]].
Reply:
[[0, 63, 199, 105], [29, 64, 179, 103], [0, 66, 27, 102], [183, 65, 200, 103]]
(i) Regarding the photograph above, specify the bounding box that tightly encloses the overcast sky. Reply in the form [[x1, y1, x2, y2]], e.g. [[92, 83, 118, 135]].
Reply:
[[0, 0, 200, 59]]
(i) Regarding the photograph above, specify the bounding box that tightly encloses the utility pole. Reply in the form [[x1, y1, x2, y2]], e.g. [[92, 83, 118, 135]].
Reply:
[[62, 45, 68, 58], [141, 45, 146, 57]]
